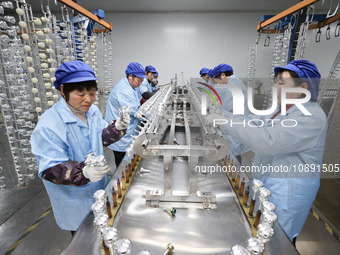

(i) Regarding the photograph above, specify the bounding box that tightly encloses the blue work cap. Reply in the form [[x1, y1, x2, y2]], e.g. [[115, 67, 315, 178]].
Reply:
[[154, 71, 159, 77], [208, 69, 214, 78], [145, 65, 157, 73], [199, 67, 210, 77], [54, 61, 97, 90], [212, 63, 233, 78], [125, 62, 145, 78], [274, 60, 321, 102]]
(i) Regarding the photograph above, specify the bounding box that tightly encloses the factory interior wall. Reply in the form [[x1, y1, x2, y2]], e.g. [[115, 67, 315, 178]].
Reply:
[[103, 11, 340, 86]]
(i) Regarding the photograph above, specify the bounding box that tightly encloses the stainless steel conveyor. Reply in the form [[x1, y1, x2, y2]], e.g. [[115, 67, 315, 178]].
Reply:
[[62, 156, 298, 255]]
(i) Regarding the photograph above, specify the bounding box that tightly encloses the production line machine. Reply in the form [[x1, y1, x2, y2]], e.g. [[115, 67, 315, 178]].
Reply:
[[131, 81, 229, 209], [62, 79, 299, 255]]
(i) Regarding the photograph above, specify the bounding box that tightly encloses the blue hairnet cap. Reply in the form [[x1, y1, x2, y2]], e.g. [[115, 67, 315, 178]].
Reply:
[[274, 60, 321, 102], [154, 71, 159, 77], [145, 65, 157, 73], [199, 67, 210, 77], [125, 62, 145, 78], [212, 63, 233, 78], [208, 69, 214, 77], [54, 61, 97, 90]]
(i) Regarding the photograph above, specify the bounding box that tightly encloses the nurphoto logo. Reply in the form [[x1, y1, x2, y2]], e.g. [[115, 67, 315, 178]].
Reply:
[[199, 83, 312, 128], [201, 85, 311, 116]]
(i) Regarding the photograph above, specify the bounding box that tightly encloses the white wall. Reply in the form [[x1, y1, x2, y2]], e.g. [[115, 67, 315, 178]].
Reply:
[[105, 11, 340, 86], [304, 22, 340, 77], [106, 12, 260, 85]]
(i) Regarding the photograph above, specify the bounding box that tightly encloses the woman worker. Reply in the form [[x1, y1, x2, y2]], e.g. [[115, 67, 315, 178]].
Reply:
[[105, 62, 145, 167], [31, 61, 130, 233], [151, 71, 159, 91], [139, 65, 158, 102], [199, 67, 210, 82], [211, 63, 250, 163], [211, 60, 327, 244]]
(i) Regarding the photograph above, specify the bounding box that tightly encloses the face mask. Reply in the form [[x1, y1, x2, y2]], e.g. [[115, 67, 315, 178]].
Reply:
[[152, 78, 158, 82]]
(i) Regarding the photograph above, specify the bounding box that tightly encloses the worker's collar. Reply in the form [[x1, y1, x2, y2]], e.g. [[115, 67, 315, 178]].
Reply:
[[226, 74, 237, 84], [57, 97, 95, 124]]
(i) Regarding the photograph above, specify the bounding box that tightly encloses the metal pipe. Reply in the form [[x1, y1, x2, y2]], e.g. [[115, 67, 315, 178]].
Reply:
[[141, 139, 150, 148]]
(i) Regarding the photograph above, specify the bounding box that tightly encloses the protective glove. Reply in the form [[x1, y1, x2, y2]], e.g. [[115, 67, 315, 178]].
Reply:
[[115, 112, 130, 130], [83, 164, 110, 182]]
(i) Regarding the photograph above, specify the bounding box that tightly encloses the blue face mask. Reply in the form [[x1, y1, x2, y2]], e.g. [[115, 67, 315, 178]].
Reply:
[[152, 78, 158, 82]]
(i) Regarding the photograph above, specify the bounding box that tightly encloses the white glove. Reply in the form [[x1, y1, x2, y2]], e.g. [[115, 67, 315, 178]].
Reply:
[[115, 113, 130, 130], [205, 113, 228, 127], [83, 164, 110, 182]]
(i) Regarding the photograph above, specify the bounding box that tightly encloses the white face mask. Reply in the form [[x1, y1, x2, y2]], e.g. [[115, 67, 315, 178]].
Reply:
[[152, 78, 158, 82]]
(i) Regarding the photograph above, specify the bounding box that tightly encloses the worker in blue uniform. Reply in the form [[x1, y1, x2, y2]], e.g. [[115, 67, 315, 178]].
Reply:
[[211, 63, 250, 162], [199, 67, 215, 87], [212, 63, 249, 116], [151, 71, 159, 91], [105, 62, 145, 167], [199, 67, 210, 82], [139, 65, 157, 102], [31, 61, 129, 232], [210, 60, 327, 244]]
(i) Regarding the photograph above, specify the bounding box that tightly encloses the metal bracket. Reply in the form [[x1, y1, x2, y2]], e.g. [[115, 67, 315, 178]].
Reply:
[[326, 0, 339, 19], [335, 20, 340, 37], [146, 190, 217, 209], [316, 27, 321, 42], [264, 34, 270, 47], [326, 24, 331, 40]]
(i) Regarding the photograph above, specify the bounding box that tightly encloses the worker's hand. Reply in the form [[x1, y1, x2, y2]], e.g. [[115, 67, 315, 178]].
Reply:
[[205, 113, 228, 128], [83, 164, 110, 182], [115, 113, 130, 130]]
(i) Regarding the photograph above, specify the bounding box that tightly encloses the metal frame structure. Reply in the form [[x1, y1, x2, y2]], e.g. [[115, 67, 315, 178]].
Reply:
[[258, 0, 340, 34], [57, 0, 112, 31], [256, 0, 340, 61], [132, 82, 228, 208], [257, 0, 320, 32]]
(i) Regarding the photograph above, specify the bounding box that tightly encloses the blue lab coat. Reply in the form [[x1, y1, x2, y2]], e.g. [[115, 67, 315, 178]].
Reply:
[[222, 101, 327, 240], [216, 75, 250, 156], [139, 78, 153, 94], [105, 77, 140, 152], [215, 74, 249, 115], [207, 80, 214, 87], [135, 85, 142, 101], [31, 97, 109, 231], [152, 82, 159, 91]]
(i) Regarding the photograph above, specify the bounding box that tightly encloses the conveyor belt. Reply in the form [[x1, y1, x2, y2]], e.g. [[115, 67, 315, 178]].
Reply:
[[62, 155, 299, 255]]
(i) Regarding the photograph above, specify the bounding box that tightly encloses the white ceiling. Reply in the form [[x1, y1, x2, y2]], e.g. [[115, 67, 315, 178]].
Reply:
[[30, 0, 329, 13]]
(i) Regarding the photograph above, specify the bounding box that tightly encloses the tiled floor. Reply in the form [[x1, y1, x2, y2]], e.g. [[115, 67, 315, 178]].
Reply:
[[297, 214, 340, 255], [314, 177, 340, 231]]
